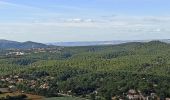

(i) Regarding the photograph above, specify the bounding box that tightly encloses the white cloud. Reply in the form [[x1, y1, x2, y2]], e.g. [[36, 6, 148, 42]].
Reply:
[[0, 16, 170, 42]]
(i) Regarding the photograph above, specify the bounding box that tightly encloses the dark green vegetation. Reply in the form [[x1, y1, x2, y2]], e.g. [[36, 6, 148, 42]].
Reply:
[[0, 41, 170, 100]]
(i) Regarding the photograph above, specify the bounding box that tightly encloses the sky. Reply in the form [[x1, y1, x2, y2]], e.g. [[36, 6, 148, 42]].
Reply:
[[0, 0, 170, 42]]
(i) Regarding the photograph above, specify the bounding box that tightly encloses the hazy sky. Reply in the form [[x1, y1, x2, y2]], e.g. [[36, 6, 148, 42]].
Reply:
[[0, 0, 170, 42]]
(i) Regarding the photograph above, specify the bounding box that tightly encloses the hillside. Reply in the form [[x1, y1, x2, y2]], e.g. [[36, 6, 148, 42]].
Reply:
[[0, 39, 52, 49]]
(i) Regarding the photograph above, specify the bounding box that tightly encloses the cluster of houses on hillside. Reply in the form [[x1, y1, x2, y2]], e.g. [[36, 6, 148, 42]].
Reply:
[[0, 72, 52, 94], [32, 48, 63, 53], [126, 89, 158, 100], [5, 47, 63, 56], [6, 52, 25, 56]]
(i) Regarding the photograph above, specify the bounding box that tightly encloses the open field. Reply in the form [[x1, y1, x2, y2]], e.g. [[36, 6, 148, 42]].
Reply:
[[0, 93, 44, 100], [0, 93, 86, 100], [45, 96, 87, 100]]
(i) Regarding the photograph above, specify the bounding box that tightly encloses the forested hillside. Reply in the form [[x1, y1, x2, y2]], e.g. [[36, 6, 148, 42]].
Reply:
[[0, 41, 170, 100]]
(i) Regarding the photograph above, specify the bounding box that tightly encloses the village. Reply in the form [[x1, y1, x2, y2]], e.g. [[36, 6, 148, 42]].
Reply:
[[4, 47, 63, 56], [0, 71, 53, 100], [0, 72, 167, 100]]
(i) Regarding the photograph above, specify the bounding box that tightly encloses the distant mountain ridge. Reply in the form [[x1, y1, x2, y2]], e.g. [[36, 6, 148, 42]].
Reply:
[[1, 39, 170, 49], [48, 39, 170, 46], [0, 39, 51, 49]]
